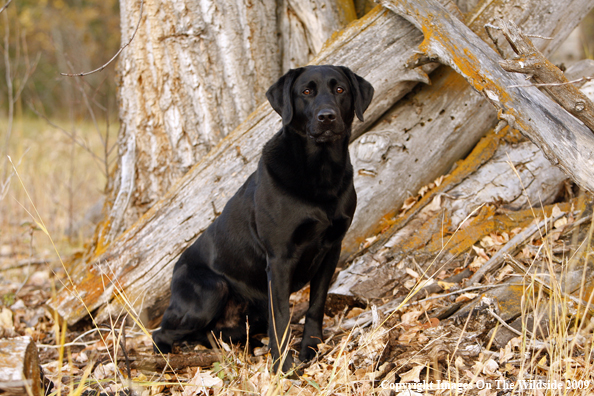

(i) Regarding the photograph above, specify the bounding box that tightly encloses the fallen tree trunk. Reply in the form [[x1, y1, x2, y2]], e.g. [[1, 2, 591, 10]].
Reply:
[[0, 336, 42, 396], [49, 5, 434, 325], [379, 0, 594, 195], [342, 0, 594, 258], [333, 69, 594, 322], [331, 128, 568, 304]]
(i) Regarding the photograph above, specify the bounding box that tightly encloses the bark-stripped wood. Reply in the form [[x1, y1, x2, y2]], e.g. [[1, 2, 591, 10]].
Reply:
[[278, 0, 357, 71], [497, 20, 594, 133], [126, 351, 220, 370], [331, 129, 568, 303], [0, 336, 41, 396], [49, 7, 434, 325], [342, 0, 594, 258], [379, 0, 594, 195]]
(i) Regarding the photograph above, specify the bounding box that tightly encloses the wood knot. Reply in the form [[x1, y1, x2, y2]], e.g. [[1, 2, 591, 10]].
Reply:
[[575, 101, 585, 112]]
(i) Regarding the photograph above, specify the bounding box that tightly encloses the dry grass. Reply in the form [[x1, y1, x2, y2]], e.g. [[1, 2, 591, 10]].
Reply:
[[0, 115, 110, 256]]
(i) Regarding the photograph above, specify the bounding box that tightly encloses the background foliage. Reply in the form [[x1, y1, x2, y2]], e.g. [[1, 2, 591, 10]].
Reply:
[[0, 0, 120, 119]]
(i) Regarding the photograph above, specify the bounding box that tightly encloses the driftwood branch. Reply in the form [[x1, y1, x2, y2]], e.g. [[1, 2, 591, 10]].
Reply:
[[379, 0, 594, 195], [497, 20, 594, 132]]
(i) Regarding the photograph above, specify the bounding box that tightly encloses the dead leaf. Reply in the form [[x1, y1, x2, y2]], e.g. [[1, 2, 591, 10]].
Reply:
[[0, 307, 14, 331], [401, 311, 422, 326], [93, 362, 117, 380], [481, 359, 499, 376], [496, 265, 514, 281], [401, 196, 418, 212], [469, 255, 487, 271], [399, 365, 425, 383], [472, 246, 490, 260], [405, 268, 420, 279], [182, 369, 223, 396], [426, 195, 442, 212], [455, 293, 478, 303], [347, 307, 366, 319]]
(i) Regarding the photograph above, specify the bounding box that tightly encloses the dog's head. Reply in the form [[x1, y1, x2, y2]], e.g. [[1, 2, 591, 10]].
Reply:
[[266, 65, 374, 143]]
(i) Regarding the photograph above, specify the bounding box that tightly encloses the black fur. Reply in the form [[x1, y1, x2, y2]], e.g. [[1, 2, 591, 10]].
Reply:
[[153, 65, 374, 373]]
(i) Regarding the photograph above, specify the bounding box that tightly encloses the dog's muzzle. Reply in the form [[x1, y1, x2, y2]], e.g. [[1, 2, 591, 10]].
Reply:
[[309, 108, 343, 142]]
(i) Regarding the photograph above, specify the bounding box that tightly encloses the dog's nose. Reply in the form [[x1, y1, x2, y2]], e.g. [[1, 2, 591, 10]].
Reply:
[[317, 109, 336, 124]]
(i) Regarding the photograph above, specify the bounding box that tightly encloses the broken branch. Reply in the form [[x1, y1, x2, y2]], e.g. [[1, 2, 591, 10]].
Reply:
[[497, 20, 594, 132]]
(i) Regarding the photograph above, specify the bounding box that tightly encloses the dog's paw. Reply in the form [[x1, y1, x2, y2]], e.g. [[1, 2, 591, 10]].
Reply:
[[152, 331, 172, 354], [153, 342, 172, 354], [298, 344, 318, 363]]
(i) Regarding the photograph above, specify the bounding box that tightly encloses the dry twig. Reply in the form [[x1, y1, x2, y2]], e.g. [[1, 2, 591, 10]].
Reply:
[[0, 0, 13, 14], [61, 0, 144, 77]]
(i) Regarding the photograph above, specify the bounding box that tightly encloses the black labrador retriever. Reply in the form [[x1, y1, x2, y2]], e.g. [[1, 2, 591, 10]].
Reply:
[[152, 65, 374, 372]]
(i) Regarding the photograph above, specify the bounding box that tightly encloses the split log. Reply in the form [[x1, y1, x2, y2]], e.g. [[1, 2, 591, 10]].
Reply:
[[342, 0, 594, 258], [379, 0, 594, 194], [49, 5, 434, 325], [0, 336, 42, 396], [331, 128, 569, 306]]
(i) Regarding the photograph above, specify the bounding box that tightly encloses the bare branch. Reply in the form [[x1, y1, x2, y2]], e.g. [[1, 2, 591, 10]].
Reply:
[[508, 76, 593, 88], [61, 0, 144, 77], [0, 0, 13, 15]]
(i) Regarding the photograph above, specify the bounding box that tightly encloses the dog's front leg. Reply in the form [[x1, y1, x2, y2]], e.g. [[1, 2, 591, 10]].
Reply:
[[300, 244, 340, 362], [266, 257, 296, 374]]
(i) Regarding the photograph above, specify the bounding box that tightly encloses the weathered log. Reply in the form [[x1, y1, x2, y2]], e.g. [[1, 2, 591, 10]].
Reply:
[[0, 336, 42, 396], [379, 0, 594, 195], [331, 129, 569, 305], [125, 351, 220, 370], [342, 0, 594, 258], [498, 20, 594, 133], [49, 6, 434, 325]]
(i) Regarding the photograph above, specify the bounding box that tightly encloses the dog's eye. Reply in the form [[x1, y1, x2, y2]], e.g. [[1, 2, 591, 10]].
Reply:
[[336, 87, 344, 94], [303, 89, 312, 95]]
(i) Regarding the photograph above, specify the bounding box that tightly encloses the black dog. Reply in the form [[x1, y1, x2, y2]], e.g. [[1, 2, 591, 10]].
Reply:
[[152, 65, 374, 372]]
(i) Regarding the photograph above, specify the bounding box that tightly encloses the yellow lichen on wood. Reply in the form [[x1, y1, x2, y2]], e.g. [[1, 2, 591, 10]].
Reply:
[[424, 202, 573, 257], [362, 127, 513, 256]]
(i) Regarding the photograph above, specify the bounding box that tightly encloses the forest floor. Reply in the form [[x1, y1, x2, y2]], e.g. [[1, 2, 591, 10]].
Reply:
[[1, 116, 593, 396]]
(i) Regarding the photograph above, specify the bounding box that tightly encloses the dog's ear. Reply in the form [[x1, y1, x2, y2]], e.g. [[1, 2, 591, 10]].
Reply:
[[338, 66, 374, 122], [266, 68, 305, 125]]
